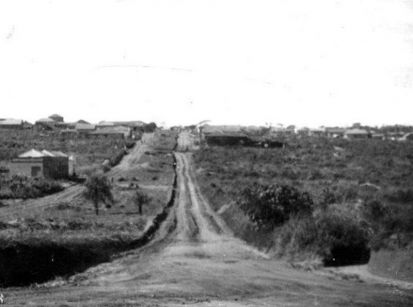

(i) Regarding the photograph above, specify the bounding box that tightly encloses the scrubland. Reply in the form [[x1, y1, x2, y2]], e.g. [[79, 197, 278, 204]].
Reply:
[[194, 136, 413, 279], [0, 130, 133, 174]]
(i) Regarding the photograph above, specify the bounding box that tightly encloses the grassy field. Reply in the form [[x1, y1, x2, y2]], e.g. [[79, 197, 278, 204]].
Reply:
[[0, 130, 177, 286], [193, 136, 413, 268], [0, 130, 132, 174]]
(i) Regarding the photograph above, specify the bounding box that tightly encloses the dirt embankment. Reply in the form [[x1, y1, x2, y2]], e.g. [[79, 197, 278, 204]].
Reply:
[[368, 248, 413, 283]]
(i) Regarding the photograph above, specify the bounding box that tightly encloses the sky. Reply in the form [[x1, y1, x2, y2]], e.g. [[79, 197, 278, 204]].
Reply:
[[0, 0, 412, 127]]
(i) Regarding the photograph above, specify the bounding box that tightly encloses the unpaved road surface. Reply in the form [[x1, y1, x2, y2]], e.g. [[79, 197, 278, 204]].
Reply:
[[3, 150, 413, 306]]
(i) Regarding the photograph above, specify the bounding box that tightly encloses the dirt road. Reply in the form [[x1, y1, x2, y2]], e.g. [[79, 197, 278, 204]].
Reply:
[[4, 148, 413, 306]]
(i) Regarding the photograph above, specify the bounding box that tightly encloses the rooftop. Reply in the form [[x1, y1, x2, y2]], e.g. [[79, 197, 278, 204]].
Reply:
[[75, 123, 96, 130], [0, 118, 23, 125], [36, 118, 55, 123], [345, 128, 369, 135], [18, 149, 69, 158]]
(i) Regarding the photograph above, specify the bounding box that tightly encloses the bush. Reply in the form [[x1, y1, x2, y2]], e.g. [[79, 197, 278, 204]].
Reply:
[[1, 176, 63, 199], [366, 201, 413, 250], [238, 183, 313, 230], [125, 140, 136, 149], [276, 209, 371, 266], [384, 188, 413, 203], [110, 150, 127, 167]]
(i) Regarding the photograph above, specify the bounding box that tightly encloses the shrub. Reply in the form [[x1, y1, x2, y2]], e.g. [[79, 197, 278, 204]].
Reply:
[[316, 211, 370, 265], [110, 150, 127, 167], [276, 209, 371, 266], [384, 188, 413, 203], [2, 176, 63, 199], [238, 183, 313, 230], [125, 140, 136, 149]]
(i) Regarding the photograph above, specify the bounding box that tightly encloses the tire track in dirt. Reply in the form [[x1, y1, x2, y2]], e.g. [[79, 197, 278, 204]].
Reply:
[[179, 153, 233, 238], [175, 153, 200, 242]]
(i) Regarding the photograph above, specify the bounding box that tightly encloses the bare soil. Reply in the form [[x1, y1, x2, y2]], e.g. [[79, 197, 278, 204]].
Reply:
[[1, 141, 412, 305]]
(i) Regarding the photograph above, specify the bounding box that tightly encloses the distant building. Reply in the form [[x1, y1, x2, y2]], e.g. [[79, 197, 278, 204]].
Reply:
[[35, 118, 56, 130], [96, 121, 115, 128], [91, 127, 129, 139], [371, 133, 385, 140], [112, 121, 146, 129], [309, 128, 325, 137], [344, 129, 370, 139], [205, 133, 251, 146], [325, 127, 346, 138], [49, 114, 64, 122], [0, 118, 24, 129], [9, 149, 71, 179], [75, 123, 96, 133]]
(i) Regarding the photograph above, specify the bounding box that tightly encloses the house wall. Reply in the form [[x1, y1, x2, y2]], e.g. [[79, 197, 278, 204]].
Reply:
[[68, 159, 75, 176], [43, 157, 69, 179], [9, 158, 44, 178]]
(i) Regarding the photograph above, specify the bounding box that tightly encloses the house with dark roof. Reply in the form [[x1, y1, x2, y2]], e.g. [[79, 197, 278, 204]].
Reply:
[[49, 114, 64, 122], [325, 127, 346, 138]]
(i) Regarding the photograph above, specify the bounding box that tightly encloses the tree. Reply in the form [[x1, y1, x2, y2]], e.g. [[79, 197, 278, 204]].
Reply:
[[83, 174, 114, 215], [133, 188, 150, 215], [238, 183, 313, 229]]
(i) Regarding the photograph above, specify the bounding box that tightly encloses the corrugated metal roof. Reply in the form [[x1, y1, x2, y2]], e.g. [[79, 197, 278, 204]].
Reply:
[[41, 150, 68, 157], [36, 118, 55, 123], [75, 123, 96, 130], [19, 149, 45, 158], [97, 121, 115, 126], [18, 149, 69, 158], [113, 121, 145, 127], [345, 128, 369, 135], [0, 118, 23, 125]]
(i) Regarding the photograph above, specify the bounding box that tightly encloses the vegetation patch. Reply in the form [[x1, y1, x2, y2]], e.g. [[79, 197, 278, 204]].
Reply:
[[0, 176, 63, 199], [0, 131, 178, 287], [194, 137, 413, 268]]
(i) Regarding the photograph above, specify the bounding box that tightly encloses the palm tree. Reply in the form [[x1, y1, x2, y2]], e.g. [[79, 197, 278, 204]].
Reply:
[[83, 174, 114, 215], [133, 188, 150, 215]]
